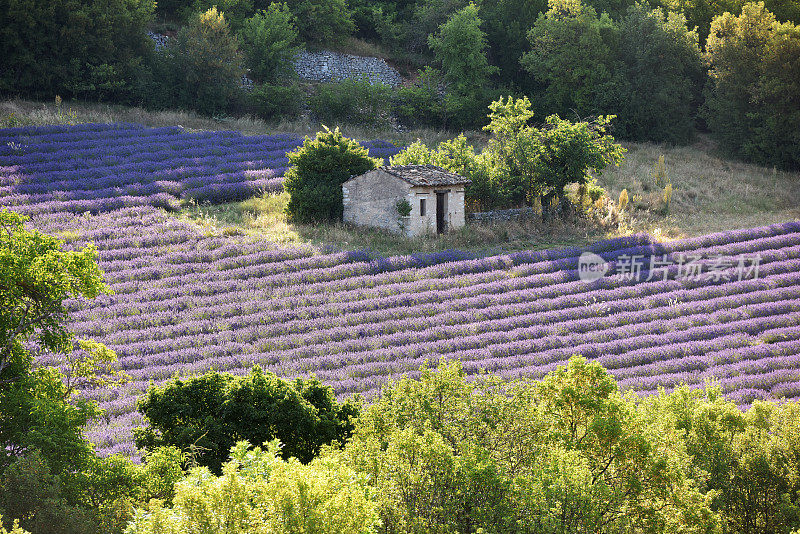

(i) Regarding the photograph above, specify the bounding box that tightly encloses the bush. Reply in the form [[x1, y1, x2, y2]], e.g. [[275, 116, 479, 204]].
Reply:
[[0, 0, 155, 102], [392, 67, 445, 128], [284, 127, 382, 222], [308, 77, 393, 126], [134, 366, 359, 473], [250, 82, 304, 120], [154, 7, 245, 116], [125, 440, 379, 534], [239, 4, 302, 83], [703, 2, 800, 170]]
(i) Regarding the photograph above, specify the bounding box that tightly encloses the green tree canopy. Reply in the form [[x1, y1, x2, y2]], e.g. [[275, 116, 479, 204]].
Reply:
[[428, 3, 498, 106], [239, 3, 302, 83], [0, 0, 155, 102], [134, 366, 360, 473], [703, 1, 800, 169]]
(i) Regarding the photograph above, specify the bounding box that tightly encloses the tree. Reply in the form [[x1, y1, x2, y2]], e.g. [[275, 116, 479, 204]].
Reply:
[[612, 3, 705, 143], [703, 2, 800, 169], [533, 114, 626, 217], [282, 0, 355, 44], [429, 3, 499, 129], [522, 0, 620, 120], [0, 0, 155, 102], [134, 367, 360, 474], [239, 3, 302, 83], [283, 127, 382, 223], [0, 209, 111, 474], [0, 209, 138, 533], [158, 7, 245, 116]]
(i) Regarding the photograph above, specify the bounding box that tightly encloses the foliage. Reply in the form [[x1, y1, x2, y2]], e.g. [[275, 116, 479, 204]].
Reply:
[[282, 0, 355, 44], [0, 516, 28, 534], [283, 127, 382, 223], [238, 4, 302, 83], [0, 0, 155, 102], [125, 440, 379, 534], [134, 366, 360, 473], [428, 3, 498, 130], [249, 82, 304, 120], [533, 114, 626, 213], [611, 3, 705, 143], [308, 77, 393, 126], [702, 2, 800, 170], [0, 452, 97, 534], [344, 356, 718, 533], [392, 67, 445, 128], [180, 0, 254, 30], [522, 0, 619, 120], [653, 0, 744, 46], [155, 7, 245, 116], [395, 199, 412, 217], [0, 209, 110, 476]]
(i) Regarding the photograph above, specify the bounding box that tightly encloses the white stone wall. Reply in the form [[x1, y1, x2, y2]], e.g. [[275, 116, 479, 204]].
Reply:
[[343, 172, 468, 237], [343, 170, 410, 234]]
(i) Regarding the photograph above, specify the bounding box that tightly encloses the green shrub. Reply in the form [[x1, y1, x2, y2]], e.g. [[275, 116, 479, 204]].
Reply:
[[239, 4, 302, 83], [308, 77, 392, 125], [703, 2, 800, 170], [392, 67, 445, 128], [156, 7, 245, 116], [125, 440, 379, 534], [134, 366, 359, 473], [250, 83, 304, 120], [284, 127, 382, 222]]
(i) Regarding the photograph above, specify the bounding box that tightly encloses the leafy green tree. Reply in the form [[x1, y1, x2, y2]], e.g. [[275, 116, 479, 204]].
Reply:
[[283, 127, 382, 223], [239, 3, 302, 83], [0, 209, 110, 476], [157, 7, 245, 116], [0, 0, 155, 102], [522, 0, 619, 119], [703, 2, 800, 169], [481, 0, 548, 89], [135, 366, 360, 473], [428, 3, 498, 129], [125, 440, 379, 534], [612, 3, 705, 143], [308, 77, 393, 126], [180, 0, 254, 30], [533, 114, 625, 216], [654, 0, 744, 46], [0, 209, 140, 533]]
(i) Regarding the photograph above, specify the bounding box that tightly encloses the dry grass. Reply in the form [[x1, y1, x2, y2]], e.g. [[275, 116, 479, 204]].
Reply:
[[598, 135, 800, 240], [0, 98, 465, 148], [182, 191, 602, 256]]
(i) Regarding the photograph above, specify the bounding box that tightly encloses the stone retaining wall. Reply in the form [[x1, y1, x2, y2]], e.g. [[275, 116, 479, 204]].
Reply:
[[467, 207, 537, 222], [292, 50, 403, 87]]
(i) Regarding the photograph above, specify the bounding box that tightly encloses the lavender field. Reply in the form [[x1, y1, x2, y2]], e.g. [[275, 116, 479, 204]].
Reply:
[[3, 124, 800, 460]]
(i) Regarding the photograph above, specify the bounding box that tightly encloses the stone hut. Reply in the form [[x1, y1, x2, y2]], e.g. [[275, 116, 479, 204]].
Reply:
[[342, 165, 471, 237]]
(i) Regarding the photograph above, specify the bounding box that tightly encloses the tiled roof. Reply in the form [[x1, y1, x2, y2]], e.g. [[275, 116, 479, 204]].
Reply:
[[380, 165, 471, 186]]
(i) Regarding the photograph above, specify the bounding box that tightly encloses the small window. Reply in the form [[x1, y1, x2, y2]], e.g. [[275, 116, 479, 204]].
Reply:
[[420, 198, 426, 216]]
